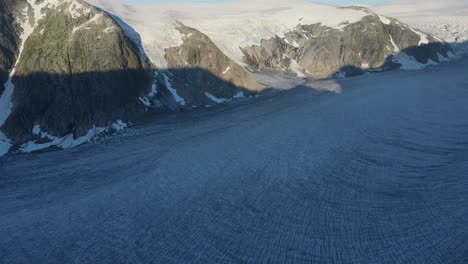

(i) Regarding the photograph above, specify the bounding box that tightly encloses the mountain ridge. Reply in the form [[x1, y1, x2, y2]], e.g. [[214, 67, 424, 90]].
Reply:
[[0, 0, 459, 156]]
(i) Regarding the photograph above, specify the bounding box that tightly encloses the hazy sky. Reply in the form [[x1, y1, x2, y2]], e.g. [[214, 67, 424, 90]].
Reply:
[[120, 0, 467, 16], [123, 0, 389, 5]]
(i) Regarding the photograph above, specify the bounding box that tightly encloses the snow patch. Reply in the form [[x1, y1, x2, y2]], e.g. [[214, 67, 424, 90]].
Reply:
[[138, 79, 158, 107], [437, 53, 449, 62], [289, 59, 305, 78], [21, 125, 108, 153], [393, 53, 424, 70], [205, 91, 245, 104], [409, 27, 429, 45], [379, 15, 391, 25], [205, 92, 227, 104], [222, 66, 231, 75], [427, 59, 438, 65], [0, 80, 14, 129], [149, 82, 158, 97], [447, 51, 458, 59], [284, 38, 300, 48], [233, 91, 245, 98], [0, 132, 11, 156], [103, 26, 115, 34], [72, 13, 104, 34], [69, 1, 92, 19], [389, 34, 400, 52], [139, 97, 151, 107], [112, 120, 127, 131], [162, 73, 186, 106], [32, 125, 41, 135], [16, 120, 130, 155], [181, 32, 193, 39], [392, 52, 438, 70], [27, 0, 60, 25], [292, 40, 300, 48]]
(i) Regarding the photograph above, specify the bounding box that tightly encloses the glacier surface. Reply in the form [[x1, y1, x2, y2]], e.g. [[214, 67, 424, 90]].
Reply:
[[0, 59, 467, 263]]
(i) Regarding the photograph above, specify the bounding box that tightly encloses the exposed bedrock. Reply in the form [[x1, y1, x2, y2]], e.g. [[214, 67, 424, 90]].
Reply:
[[1, 0, 152, 147], [241, 11, 452, 78], [155, 23, 263, 109]]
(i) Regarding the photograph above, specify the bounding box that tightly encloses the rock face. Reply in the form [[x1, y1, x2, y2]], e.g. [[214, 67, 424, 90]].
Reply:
[[85, 0, 457, 101], [0, 0, 23, 95], [241, 7, 453, 78], [0, 0, 152, 148], [153, 23, 263, 109]]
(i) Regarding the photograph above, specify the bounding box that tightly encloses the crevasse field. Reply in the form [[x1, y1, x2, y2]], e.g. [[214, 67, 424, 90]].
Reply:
[[1, 57, 467, 263]]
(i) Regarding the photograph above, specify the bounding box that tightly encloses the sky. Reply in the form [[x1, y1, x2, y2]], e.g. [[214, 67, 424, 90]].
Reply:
[[120, 0, 467, 16], [123, 0, 389, 5]]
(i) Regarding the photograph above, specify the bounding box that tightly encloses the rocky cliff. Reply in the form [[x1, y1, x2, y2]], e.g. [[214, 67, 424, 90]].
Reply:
[[0, 0, 23, 95], [241, 7, 453, 78], [155, 23, 263, 109], [0, 0, 152, 153]]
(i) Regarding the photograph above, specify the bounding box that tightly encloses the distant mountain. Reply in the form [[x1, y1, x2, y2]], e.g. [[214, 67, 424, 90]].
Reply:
[[0, 0, 457, 155], [89, 0, 454, 78], [241, 7, 453, 78]]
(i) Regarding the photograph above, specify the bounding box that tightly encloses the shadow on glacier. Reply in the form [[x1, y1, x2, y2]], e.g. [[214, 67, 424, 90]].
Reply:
[[334, 40, 457, 79], [0, 67, 263, 154], [1, 37, 466, 155], [289, 40, 465, 95]]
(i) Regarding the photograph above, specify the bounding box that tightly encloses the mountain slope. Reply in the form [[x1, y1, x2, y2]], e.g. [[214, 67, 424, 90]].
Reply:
[[157, 23, 263, 109], [88, 0, 454, 80], [0, 0, 30, 155], [0, 0, 23, 95], [241, 8, 452, 77], [0, 0, 152, 154], [390, 16, 468, 56]]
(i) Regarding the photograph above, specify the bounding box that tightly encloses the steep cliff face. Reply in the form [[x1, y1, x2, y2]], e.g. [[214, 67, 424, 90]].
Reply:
[[0, 0, 29, 155], [156, 23, 262, 109], [241, 8, 453, 78], [0, 0, 152, 153], [0, 0, 23, 95]]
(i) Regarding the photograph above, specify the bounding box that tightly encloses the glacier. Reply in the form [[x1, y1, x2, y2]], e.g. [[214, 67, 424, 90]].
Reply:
[[1, 57, 467, 263]]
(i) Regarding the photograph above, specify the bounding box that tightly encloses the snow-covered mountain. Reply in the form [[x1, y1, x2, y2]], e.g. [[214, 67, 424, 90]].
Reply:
[[240, 6, 453, 77], [88, 0, 454, 78], [0, 0, 458, 156]]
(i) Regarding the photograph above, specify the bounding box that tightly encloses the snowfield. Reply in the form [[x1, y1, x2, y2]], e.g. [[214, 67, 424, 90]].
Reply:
[[374, 0, 468, 55], [1, 59, 467, 263], [398, 16, 468, 55]]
